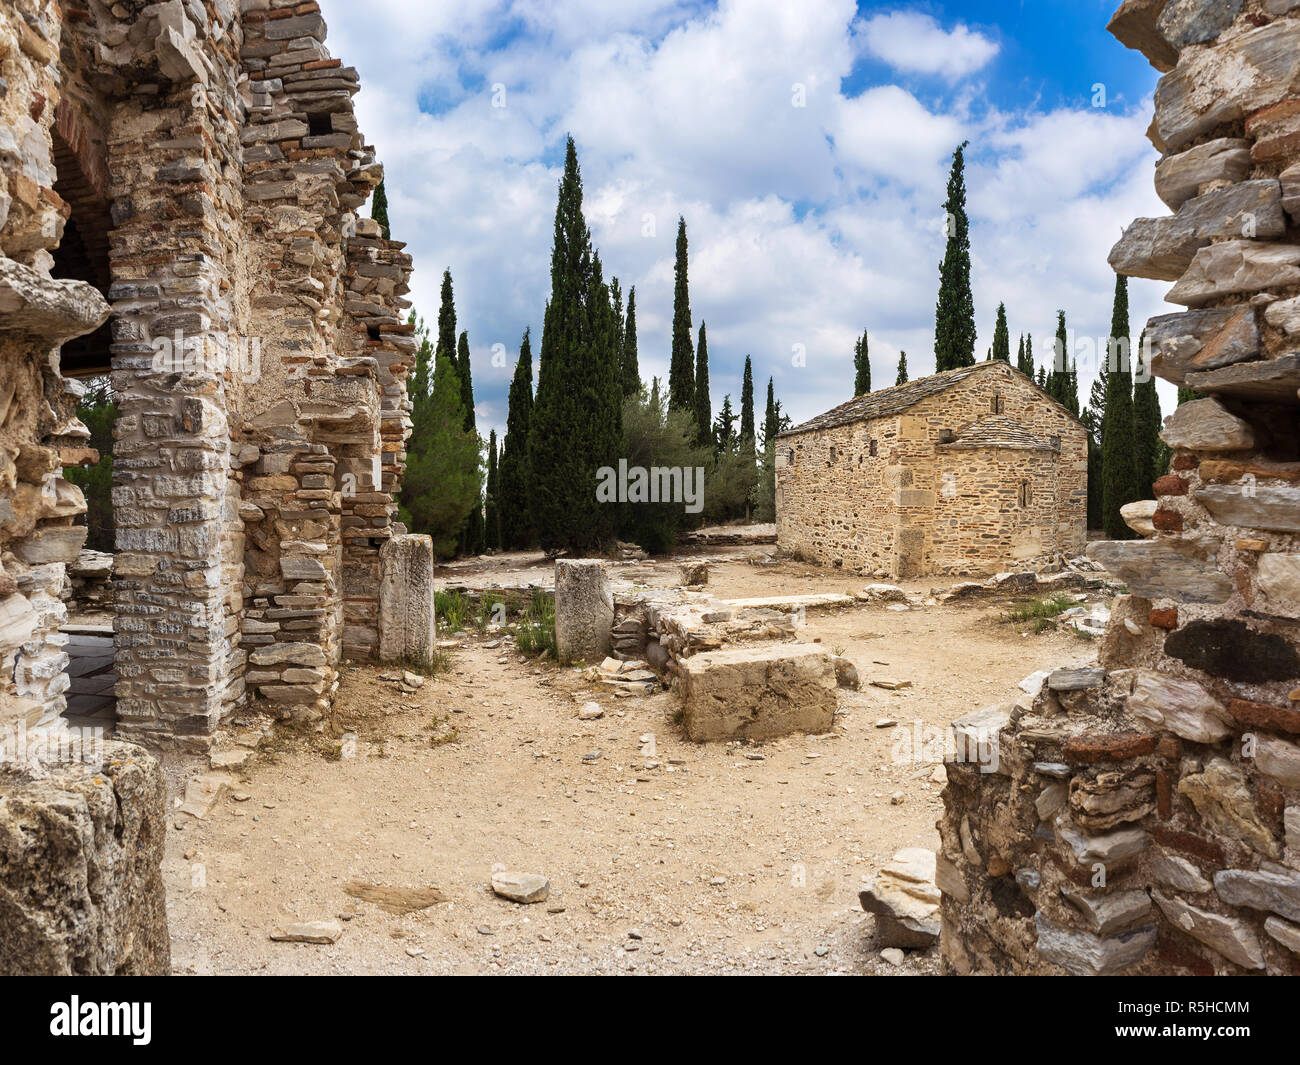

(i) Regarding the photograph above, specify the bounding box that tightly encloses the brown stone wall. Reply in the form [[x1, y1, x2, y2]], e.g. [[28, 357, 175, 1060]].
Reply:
[[939, 0, 1300, 976]]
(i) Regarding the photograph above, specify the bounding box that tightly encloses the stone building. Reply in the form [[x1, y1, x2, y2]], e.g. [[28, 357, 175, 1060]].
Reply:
[[1, 0, 421, 751], [775, 360, 1087, 578], [939, 0, 1300, 976]]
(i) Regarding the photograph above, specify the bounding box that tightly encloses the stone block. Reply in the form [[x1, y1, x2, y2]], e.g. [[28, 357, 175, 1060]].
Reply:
[[858, 848, 941, 948], [679, 644, 836, 742], [554, 559, 613, 664], [1154, 138, 1252, 210], [379, 534, 436, 665], [0, 742, 169, 974], [1196, 484, 1300, 532], [1167, 241, 1300, 307], [1034, 912, 1155, 975], [1151, 892, 1264, 970], [1256, 554, 1300, 618], [1109, 181, 1285, 282], [1126, 669, 1233, 743], [1158, 397, 1254, 451], [1107, 0, 1179, 72], [1185, 354, 1300, 405], [1088, 538, 1233, 603], [1146, 305, 1258, 385]]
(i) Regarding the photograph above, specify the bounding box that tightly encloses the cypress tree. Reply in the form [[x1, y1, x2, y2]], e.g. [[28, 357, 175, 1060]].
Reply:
[[1101, 275, 1140, 539], [402, 340, 482, 559], [853, 330, 871, 395], [435, 270, 456, 368], [371, 177, 391, 239], [498, 328, 534, 549], [1037, 365, 1046, 388], [896, 350, 909, 386], [992, 302, 1010, 362], [1023, 332, 1035, 380], [1177, 386, 1200, 406], [485, 430, 501, 551], [740, 355, 756, 449], [668, 217, 695, 413], [1015, 333, 1027, 375], [1133, 330, 1164, 493], [713, 394, 736, 452], [527, 137, 622, 553], [1083, 369, 1107, 532], [611, 277, 624, 359], [934, 141, 976, 372], [456, 330, 484, 555], [621, 287, 640, 397], [694, 322, 712, 448]]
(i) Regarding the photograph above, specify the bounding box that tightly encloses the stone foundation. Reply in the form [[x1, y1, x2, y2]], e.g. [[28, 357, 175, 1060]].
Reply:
[[939, 0, 1300, 977]]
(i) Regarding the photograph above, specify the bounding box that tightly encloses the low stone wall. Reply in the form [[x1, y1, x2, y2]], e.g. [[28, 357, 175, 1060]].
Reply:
[[939, 0, 1300, 977], [0, 740, 170, 975]]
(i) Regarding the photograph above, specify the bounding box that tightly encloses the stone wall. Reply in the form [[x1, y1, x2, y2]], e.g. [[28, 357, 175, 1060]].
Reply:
[[938, 0, 1300, 976], [776, 361, 1087, 578], [3, 0, 415, 745]]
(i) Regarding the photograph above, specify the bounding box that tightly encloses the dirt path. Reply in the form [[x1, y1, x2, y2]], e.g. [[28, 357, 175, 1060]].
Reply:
[[164, 561, 1096, 975]]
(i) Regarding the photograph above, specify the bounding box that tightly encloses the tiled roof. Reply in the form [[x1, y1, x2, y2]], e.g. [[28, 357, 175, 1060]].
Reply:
[[938, 414, 1059, 451], [779, 360, 1075, 437]]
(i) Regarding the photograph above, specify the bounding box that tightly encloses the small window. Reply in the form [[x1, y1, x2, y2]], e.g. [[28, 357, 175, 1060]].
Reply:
[[869, 439, 878, 457], [938, 429, 955, 444], [992, 392, 1003, 414], [1018, 480, 1032, 508], [307, 112, 333, 137], [829, 446, 837, 464]]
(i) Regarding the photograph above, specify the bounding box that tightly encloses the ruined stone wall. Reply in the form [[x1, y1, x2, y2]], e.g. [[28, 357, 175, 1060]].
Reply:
[[776, 363, 1086, 578], [1, 2, 109, 739], [5, 0, 413, 744], [938, 0, 1300, 976]]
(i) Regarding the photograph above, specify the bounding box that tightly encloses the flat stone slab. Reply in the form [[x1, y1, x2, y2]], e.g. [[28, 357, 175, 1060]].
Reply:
[[1088, 538, 1234, 603], [724, 592, 855, 613], [269, 921, 343, 945], [679, 644, 837, 742]]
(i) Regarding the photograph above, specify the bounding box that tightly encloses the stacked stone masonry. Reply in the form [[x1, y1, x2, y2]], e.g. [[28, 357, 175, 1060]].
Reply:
[[776, 360, 1088, 578], [1, 0, 417, 748], [939, 0, 1300, 976]]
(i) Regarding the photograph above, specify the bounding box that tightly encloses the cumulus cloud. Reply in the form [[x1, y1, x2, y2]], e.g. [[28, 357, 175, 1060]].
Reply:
[[323, 1, 1170, 441], [855, 11, 999, 80]]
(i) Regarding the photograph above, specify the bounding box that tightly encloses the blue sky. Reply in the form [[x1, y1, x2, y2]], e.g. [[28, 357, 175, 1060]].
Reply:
[[325, 0, 1174, 441]]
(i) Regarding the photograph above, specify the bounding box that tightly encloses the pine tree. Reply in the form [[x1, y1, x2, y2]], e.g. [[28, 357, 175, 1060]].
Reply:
[[485, 430, 501, 551], [371, 177, 391, 239], [621, 287, 640, 397], [740, 355, 756, 448], [1036, 365, 1046, 388], [991, 302, 1010, 362], [456, 330, 484, 555], [896, 350, 909, 386], [853, 330, 871, 395], [498, 328, 534, 549], [694, 322, 712, 448], [1132, 330, 1164, 494], [1101, 275, 1140, 539], [668, 217, 695, 413], [934, 141, 976, 372], [527, 137, 623, 554], [1177, 386, 1200, 406]]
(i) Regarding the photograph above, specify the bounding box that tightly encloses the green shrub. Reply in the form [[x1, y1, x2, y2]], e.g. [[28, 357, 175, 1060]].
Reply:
[[512, 589, 557, 660]]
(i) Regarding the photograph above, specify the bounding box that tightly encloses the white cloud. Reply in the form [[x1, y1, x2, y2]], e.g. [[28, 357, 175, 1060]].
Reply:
[[855, 11, 999, 80], [320, 0, 1173, 442]]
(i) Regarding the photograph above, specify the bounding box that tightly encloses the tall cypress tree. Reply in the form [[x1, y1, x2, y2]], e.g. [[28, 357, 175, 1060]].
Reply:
[[1023, 332, 1035, 380], [853, 330, 871, 395], [621, 287, 640, 397], [896, 350, 909, 386], [991, 302, 1010, 362], [371, 177, 391, 239], [485, 430, 501, 551], [668, 217, 695, 413], [1101, 275, 1140, 539], [934, 141, 976, 372], [457, 330, 484, 555], [498, 328, 534, 549], [435, 270, 456, 369], [527, 136, 622, 554], [1015, 333, 1026, 375], [740, 355, 756, 448], [694, 322, 712, 448], [1133, 330, 1164, 493]]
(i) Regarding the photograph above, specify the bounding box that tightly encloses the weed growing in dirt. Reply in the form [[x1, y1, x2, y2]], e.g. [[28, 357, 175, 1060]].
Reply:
[[511, 588, 557, 660], [390, 648, 452, 676], [426, 713, 460, 746], [435, 590, 470, 631], [1004, 593, 1073, 633]]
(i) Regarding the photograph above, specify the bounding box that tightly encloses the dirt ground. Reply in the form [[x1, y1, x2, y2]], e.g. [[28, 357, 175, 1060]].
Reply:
[[163, 557, 1099, 975]]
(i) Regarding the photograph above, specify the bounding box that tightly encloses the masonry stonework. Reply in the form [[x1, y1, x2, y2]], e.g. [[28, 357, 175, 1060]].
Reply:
[[2, 0, 418, 751], [939, 0, 1300, 976], [776, 361, 1087, 578]]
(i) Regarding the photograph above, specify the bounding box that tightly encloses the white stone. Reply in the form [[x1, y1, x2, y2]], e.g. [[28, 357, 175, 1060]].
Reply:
[[1126, 669, 1232, 743], [1256, 554, 1300, 619]]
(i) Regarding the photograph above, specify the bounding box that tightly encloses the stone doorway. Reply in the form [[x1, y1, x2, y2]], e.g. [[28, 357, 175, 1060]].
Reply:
[[61, 624, 116, 734]]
